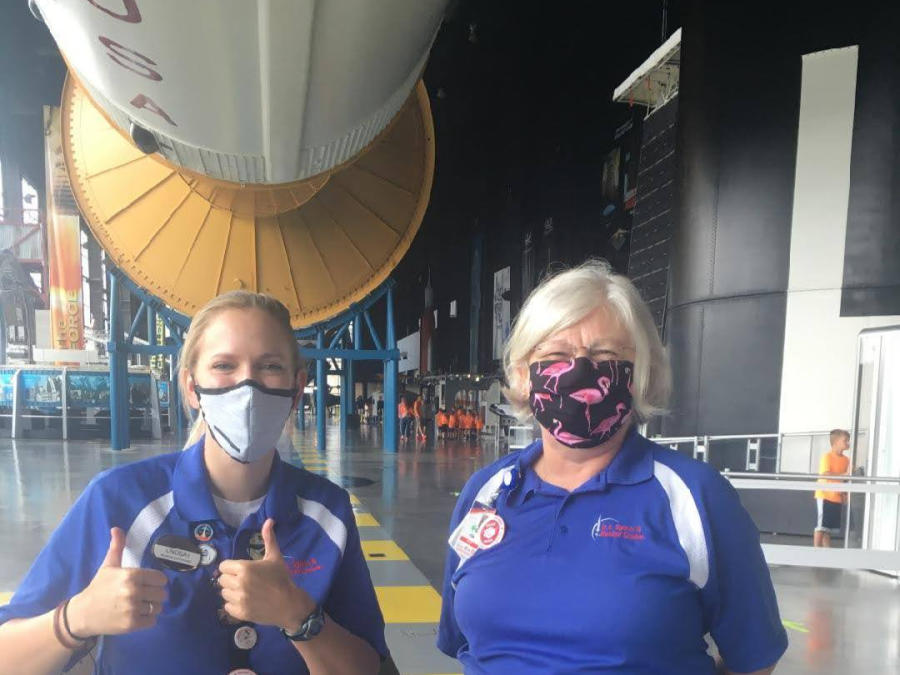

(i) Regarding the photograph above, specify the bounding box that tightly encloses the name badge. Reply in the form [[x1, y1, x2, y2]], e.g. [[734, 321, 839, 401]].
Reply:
[[152, 534, 202, 571], [448, 502, 505, 560]]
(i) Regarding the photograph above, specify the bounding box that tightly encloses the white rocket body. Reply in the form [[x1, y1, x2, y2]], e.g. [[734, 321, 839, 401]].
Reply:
[[35, 0, 447, 183]]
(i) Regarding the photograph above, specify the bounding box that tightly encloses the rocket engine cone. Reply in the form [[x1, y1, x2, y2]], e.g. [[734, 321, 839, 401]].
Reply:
[[62, 75, 434, 327]]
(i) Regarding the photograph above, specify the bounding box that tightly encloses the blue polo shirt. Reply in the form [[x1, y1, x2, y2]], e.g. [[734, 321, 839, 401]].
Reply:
[[0, 438, 387, 674], [437, 430, 787, 674]]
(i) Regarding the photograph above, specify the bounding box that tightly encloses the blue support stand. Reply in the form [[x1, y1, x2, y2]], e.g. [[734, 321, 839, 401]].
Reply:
[[384, 285, 398, 452], [108, 273, 129, 451], [316, 330, 326, 450], [340, 353, 349, 436]]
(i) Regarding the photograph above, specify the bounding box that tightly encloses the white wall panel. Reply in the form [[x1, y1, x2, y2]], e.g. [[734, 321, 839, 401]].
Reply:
[[781, 46, 900, 434]]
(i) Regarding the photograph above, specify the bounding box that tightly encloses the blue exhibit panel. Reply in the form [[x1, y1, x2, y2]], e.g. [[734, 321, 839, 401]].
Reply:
[[66, 370, 111, 439], [0, 370, 14, 430], [19, 370, 63, 438], [20, 370, 63, 414]]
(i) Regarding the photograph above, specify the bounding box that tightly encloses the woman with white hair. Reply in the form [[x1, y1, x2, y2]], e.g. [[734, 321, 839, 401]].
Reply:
[[437, 260, 787, 674]]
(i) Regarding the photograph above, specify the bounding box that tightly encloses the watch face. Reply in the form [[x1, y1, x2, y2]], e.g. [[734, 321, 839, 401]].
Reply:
[[283, 606, 325, 641], [307, 616, 324, 637]]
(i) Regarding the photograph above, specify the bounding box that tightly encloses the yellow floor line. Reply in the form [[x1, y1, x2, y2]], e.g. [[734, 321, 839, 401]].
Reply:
[[374, 586, 443, 623], [355, 512, 380, 527]]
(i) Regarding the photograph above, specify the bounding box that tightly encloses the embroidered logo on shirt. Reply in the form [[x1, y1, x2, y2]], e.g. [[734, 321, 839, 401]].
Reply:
[[591, 515, 645, 541], [284, 556, 322, 575]]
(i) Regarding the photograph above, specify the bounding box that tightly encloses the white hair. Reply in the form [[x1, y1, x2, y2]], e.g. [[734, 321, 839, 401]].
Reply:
[[503, 259, 670, 422]]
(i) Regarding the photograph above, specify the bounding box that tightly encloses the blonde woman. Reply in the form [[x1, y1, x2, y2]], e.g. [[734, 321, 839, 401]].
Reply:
[[437, 260, 787, 674], [0, 292, 385, 674]]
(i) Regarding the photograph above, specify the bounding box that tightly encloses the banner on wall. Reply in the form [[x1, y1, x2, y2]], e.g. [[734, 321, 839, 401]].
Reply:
[[492, 266, 511, 360], [600, 147, 621, 204], [43, 105, 84, 349]]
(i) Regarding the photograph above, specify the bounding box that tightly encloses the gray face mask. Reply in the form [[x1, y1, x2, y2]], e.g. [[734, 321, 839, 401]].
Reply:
[[195, 379, 297, 464]]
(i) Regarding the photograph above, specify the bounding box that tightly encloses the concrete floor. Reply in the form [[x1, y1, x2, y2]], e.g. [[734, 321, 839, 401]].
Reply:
[[1, 421, 899, 673]]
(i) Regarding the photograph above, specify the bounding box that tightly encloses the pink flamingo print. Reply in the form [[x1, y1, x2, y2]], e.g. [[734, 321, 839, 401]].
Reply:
[[569, 388, 607, 428], [551, 418, 587, 445], [590, 402, 630, 436], [539, 359, 575, 393], [531, 392, 552, 414], [596, 376, 611, 397]]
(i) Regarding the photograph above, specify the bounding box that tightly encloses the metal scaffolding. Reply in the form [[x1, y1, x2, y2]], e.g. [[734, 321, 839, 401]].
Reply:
[[294, 280, 401, 453], [107, 268, 188, 450]]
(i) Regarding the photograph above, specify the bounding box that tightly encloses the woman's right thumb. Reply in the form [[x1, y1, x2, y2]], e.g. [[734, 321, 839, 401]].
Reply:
[[102, 527, 125, 567]]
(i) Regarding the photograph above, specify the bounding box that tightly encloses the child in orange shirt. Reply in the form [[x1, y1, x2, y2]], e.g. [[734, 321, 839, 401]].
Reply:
[[447, 408, 458, 440], [436, 408, 448, 440], [814, 428, 851, 548]]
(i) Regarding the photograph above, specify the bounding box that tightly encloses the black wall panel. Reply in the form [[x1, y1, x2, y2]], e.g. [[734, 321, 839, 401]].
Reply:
[[665, 1, 801, 436], [663, 294, 786, 437], [842, 5, 900, 317]]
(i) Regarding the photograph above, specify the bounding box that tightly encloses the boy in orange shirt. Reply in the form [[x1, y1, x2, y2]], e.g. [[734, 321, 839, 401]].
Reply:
[[436, 408, 448, 440], [447, 408, 458, 439], [462, 409, 474, 441], [814, 428, 851, 548]]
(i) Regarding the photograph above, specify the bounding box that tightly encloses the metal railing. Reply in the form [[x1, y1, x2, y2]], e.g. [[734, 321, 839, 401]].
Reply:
[[648, 431, 836, 474], [721, 472, 900, 572]]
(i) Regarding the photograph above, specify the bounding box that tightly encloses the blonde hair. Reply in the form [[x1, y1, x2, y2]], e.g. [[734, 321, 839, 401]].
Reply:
[[503, 259, 670, 422], [178, 291, 303, 447], [830, 428, 850, 445]]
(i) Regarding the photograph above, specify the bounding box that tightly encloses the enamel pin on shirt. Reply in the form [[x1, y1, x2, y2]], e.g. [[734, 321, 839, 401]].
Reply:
[[247, 531, 265, 560], [193, 523, 214, 542], [234, 625, 258, 650]]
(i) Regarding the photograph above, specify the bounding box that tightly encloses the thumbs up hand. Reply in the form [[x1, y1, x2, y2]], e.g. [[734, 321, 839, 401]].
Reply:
[[67, 527, 169, 637], [218, 518, 316, 629]]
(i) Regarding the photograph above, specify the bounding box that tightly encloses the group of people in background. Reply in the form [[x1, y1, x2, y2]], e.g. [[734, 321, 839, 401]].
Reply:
[[397, 395, 486, 442], [435, 406, 483, 440], [398, 394, 426, 442]]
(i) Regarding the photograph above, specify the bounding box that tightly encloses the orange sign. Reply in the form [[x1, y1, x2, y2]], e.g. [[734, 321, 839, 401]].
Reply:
[[44, 106, 84, 349]]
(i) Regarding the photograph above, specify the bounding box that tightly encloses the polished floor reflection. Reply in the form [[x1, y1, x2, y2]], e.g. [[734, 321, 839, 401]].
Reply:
[[1, 424, 898, 673]]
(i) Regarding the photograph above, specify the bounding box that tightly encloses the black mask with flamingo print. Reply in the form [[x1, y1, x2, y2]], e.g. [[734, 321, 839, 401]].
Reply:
[[528, 357, 634, 449]]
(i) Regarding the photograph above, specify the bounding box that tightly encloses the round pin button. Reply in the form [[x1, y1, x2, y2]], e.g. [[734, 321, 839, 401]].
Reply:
[[198, 543, 217, 566], [234, 625, 258, 650], [227, 670, 256, 675], [193, 523, 214, 542], [247, 532, 265, 560], [477, 514, 506, 548]]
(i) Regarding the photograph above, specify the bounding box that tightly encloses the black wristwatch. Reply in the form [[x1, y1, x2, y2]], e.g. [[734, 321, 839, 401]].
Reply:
[[280, 604, 325, 642]]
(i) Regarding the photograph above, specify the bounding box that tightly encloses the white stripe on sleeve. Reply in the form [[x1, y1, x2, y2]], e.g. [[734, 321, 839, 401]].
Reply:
[[653, 461, 709, 588], [122, 491, 175, 568], [297, 497, 348, 556]]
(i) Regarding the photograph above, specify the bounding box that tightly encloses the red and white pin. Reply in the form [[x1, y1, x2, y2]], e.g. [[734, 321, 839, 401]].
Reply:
[[477, 514, 505, 548]]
